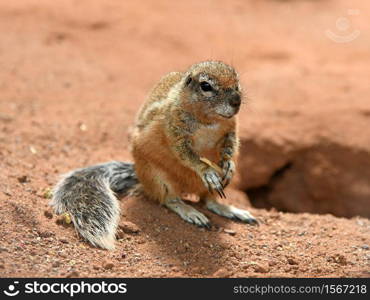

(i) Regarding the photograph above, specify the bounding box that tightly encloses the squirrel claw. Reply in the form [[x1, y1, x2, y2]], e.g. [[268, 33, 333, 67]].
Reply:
[[196, 220, 212, 229], [232, 215, 259, 226], [248, 217, 260, 226], [220, 160, 235, 189], [216, 187, 226, 199], [205, 223, 212, 229], [203, 169, 226, 199], [206, 201, 257, 225]]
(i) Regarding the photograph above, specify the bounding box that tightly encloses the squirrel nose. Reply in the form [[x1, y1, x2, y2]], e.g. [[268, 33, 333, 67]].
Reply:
[[229, 94, 241, 108]]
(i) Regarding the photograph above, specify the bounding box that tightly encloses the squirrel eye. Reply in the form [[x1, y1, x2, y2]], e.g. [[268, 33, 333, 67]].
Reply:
[[200, 81, 213, 92]]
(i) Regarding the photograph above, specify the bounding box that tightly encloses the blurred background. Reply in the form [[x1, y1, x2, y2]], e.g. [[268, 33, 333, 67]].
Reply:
[[0, 0, 369, 218]]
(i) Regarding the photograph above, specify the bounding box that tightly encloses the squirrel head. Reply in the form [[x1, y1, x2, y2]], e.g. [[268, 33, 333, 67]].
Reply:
[[181, 61, 242, 121]]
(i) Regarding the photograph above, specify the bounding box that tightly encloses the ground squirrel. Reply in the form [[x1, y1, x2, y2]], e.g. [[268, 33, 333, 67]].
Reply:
[[51, 61, 257, 250]]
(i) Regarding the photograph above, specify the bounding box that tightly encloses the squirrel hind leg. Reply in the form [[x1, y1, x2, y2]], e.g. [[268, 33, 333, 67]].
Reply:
[[134, 160, 173, 203], [164, 198, 210, 228], [204, 196, 258, 225]]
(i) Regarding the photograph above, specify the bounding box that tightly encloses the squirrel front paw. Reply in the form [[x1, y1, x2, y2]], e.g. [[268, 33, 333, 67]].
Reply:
[[201, 168, 226, 198], [219, 160, 235, 188]]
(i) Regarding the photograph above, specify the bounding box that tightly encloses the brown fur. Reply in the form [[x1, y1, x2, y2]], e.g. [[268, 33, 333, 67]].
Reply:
[[50, 61, 255, 251], [131, 61, 239, 204]]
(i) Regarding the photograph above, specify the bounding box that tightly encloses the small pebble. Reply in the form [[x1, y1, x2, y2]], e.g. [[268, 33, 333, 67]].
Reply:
[[104, 262, 114, 270], [17, 176, 29, 183], [119, 221, 140, 234], [252, 263, 269, 273], [213, 268, 230, 277], [44, 210, 53, 219], [224, 229, 236, 236], [67, 271, 79, 278], [287, 257, 298, 265]]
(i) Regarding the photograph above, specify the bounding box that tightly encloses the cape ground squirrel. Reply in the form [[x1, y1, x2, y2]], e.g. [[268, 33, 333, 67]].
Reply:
[[51, 61, 257, 250]]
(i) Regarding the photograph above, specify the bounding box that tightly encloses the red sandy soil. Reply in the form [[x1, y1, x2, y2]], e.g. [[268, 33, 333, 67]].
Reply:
[[0, 0, 369, 277]]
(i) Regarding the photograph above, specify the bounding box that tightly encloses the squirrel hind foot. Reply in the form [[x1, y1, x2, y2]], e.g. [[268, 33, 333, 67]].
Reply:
[[164, 198, 211, 228], [206, 199, 258, 225]]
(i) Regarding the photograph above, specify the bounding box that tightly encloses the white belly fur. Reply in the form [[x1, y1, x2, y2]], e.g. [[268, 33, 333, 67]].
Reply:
[[193, 123, 222, 154]]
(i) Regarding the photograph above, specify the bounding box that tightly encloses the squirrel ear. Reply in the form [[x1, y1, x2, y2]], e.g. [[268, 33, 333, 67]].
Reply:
[[185, 75, 192, 86]]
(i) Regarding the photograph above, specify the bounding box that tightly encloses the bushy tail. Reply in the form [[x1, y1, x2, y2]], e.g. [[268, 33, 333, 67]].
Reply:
[[50, 161, 138, 250]]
